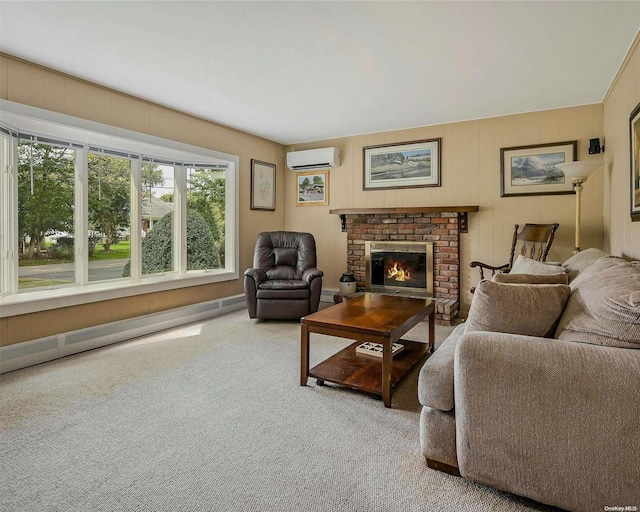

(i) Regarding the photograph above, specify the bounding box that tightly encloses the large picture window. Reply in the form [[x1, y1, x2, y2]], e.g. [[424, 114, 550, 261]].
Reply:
[[0, 101, 239, 314]]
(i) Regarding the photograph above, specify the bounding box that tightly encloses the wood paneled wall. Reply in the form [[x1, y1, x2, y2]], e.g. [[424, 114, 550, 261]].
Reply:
[[285, 106, 605, 312], [603, 30, 640, 260]]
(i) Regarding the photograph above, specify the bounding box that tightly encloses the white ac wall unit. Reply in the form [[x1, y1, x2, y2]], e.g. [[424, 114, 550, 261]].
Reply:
[[286, 147, 340, 171]]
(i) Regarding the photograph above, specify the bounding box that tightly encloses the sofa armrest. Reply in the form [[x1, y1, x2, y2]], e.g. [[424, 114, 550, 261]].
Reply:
[[243, 269, 266, 319], [455, 331, 640, 511], [302, 267, 324, 285], [303, 268, 323, 314], [243, 268, 267, 286], [418, 323, 467, 411]]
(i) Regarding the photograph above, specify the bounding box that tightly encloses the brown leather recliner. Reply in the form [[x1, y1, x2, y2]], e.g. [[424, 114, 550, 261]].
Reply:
[[244, 231, 323, 320]]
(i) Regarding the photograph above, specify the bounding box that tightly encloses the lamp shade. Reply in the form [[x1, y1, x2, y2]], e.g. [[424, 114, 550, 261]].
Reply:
[[555, 161, 602, 180]]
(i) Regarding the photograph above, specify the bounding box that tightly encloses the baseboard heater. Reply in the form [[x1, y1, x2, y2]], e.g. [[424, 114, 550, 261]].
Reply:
[[0, 294, 247, 374]]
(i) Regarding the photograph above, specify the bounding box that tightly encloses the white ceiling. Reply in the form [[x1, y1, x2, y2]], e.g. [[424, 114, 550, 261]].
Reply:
[[1, 1, 639, 145]]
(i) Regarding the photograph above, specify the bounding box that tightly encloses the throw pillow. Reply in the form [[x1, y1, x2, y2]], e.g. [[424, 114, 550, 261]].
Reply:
[[466, 280, 571, 337], [510, 255, 567, 276], [561, 248, 608, 283], [554, 257, 640, 349], [492, 273, 569, 285]]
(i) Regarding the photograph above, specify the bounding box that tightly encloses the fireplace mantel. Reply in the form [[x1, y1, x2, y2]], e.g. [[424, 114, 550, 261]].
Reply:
[[330, 206, 479, 232]]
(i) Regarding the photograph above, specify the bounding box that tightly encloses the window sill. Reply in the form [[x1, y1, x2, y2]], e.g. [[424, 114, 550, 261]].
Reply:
[[0, 269, 239, 318]]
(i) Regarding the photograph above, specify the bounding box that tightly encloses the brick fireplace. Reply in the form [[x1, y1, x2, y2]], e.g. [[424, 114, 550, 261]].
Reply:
[[330, 206, 478, 325]]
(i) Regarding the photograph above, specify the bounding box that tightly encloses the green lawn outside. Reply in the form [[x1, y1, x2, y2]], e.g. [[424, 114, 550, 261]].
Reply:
[[19, 258, 69, 267], [18, 241, 130, 266], [18, 278, 73, 289], [90, 241, 131, 261]]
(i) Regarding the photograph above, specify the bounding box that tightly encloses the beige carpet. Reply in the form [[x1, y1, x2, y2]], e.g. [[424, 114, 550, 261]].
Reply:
[[0, 308, 556, 511]]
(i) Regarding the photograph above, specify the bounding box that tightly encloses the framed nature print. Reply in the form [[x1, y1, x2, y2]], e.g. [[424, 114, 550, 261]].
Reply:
[[363, 138, 441, 190], [297, 170, 329, 206], [500, 141, 577, 197], [250, 159, 276, 211], [630, 101, 640, 221]]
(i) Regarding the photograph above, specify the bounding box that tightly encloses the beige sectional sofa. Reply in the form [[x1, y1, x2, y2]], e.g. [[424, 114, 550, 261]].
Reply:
[[418, 249, 640, 511]]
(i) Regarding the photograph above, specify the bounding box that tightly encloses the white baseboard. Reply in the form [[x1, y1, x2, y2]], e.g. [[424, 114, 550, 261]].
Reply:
[[1, 290, 340, 374], [0, 294, 247, 374]]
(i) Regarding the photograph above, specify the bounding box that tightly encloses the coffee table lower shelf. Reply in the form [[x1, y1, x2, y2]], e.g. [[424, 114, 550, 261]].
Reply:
[[308, 339, 430, 398]]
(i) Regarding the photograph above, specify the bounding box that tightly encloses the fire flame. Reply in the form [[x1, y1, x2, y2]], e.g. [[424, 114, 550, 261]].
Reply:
[[387, 262, 411, 282]]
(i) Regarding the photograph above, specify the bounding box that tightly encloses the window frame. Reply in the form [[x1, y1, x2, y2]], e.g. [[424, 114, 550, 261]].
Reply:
[[0, 100, 239, 319]]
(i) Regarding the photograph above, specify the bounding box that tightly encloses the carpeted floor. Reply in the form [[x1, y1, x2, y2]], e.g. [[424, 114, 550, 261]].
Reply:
[[0, 308, 556, 511]]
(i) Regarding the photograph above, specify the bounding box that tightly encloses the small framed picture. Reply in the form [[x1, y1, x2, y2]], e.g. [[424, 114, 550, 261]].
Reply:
[[630, 101, 640, 221], [363, 138, 441, 190], [296, 170, 329, 206], [500, 141, 577, 197], [250, 159, 276, 211]]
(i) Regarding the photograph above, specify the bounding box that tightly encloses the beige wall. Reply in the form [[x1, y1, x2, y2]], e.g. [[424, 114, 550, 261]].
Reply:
[[0, 54, 287, 345], [285, 105, 605, 312], [603, 31, 640, 260]]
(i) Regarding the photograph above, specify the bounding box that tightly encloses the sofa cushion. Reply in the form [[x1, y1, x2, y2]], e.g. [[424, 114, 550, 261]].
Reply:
[[492, 272, 569, 285], [510, 255, 567, 276], [466, 280, 571, 337], [418, 323, 467, 411], [555, 257, 640, 349], [561, 248, 609, 283]]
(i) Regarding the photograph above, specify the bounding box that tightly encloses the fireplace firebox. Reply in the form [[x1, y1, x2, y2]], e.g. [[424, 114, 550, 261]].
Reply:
[[365, 241, 433, 298]]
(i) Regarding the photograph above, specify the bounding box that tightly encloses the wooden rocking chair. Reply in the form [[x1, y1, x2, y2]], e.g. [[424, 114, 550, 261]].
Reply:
[[470, 223, 559, 292]]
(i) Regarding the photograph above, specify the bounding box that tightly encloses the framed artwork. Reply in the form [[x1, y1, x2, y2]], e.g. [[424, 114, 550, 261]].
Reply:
[[250, 159, 276, 211], [296, 170, 329, 206], [630, 101, 640, 221], [500, 141, 577, 197], [363, 138, 441, 190]]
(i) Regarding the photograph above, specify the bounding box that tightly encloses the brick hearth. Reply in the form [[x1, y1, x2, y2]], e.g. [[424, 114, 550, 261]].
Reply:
[[331, 206, 478, 325]]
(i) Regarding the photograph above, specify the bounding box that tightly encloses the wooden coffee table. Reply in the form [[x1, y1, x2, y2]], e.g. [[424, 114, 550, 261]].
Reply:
[[300, 293, 435, 408]]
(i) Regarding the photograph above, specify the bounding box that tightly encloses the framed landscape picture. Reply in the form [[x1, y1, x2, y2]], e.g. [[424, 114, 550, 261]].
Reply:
[[500, 141, 577, 197], [630, 101, 640, 221], [250, 159, 276, 211], [297, 170, 329, 206], [363, 138, 441, 190]]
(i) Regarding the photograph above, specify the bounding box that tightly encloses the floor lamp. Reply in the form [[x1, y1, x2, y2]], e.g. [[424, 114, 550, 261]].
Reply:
[[555, 161, 602, 254]]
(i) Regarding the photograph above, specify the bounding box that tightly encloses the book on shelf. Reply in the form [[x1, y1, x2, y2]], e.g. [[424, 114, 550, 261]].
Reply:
[[355, 342, 404, 358]]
